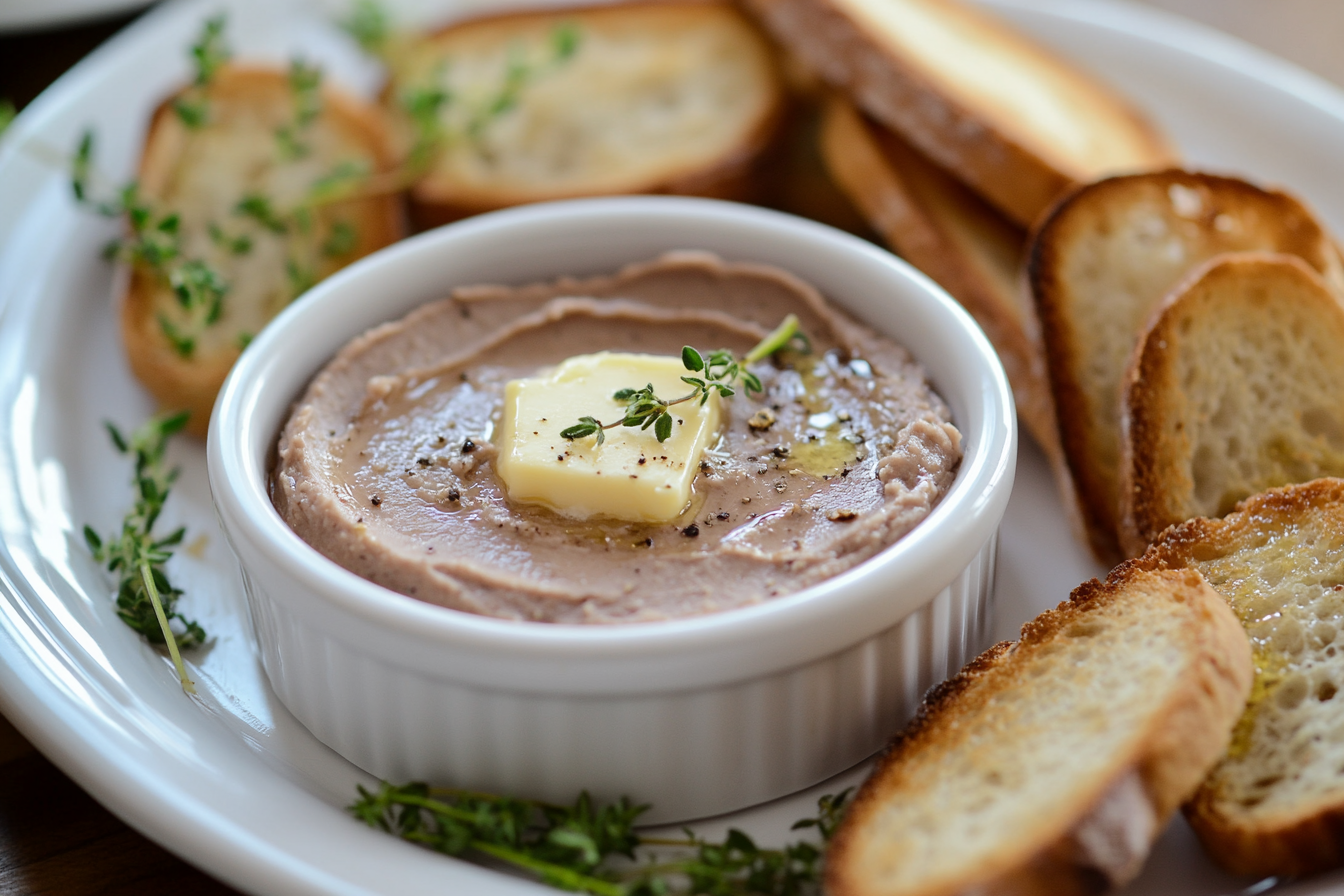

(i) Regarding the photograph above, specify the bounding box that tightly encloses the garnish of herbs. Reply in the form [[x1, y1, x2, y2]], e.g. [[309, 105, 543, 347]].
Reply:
[[0, 99, 16, 138], [83, 411, 206, 694], [351, 780, 850, 895], [340, 0, 581, 183], [69, 17, 364, 359], [64, 8, 581, 361], [561, 313, 808, 446]]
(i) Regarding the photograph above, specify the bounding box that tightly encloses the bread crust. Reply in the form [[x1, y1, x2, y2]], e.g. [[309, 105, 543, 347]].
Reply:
[[818, 96, 1062, 465], [825, 565, 1251, 896], [124, 65, 404, 437], [1118, 253, 1344, 557], [1126, 478, 1344, 571], [1124, 479, 1344, 877], [1028, 171, 1344, 563], [393, 1, 786, 229], [743, 0, 1175, 227]]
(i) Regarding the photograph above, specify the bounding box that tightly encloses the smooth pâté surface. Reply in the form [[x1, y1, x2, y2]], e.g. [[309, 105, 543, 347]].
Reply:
[[271, 253, 961, 623]]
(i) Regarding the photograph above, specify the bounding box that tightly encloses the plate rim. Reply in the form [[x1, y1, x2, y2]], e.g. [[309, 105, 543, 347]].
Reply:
[[0, 0, 155, 35]]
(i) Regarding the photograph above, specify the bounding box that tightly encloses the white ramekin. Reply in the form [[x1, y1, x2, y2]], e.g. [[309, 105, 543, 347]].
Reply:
[[208, 197, 1016, 823]]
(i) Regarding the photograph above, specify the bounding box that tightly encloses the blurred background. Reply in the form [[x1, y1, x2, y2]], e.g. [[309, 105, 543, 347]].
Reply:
[[3, 0, 1344, 114], [1139, 0, 1344, 87]]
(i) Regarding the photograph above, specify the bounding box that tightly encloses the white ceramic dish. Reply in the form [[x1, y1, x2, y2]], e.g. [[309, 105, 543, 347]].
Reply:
[[0, 0, 155, 33], [5, 0, 1344, 892], [208, 196, 1015, 823]]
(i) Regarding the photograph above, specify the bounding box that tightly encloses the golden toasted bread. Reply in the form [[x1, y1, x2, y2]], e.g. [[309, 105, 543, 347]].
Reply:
[[826, 565, 1251, 896], [743, 0, 1176, 227], [1029, 171, 1344, 562], [1127, 479, 1344, 878], [384, 1, 785, 229], [818, 96, 1060, 462], [1119, 254, 1344, 556], [126, 65, 403, 437]]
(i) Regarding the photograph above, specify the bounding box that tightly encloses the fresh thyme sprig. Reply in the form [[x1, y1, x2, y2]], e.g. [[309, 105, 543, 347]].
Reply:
[[340, 0, 393, 58], [341, 1, 582, 181], [464, 24, 580, 141], [349, 781, 850, 895], [67, 12, 580, 361], [275, 59, 323, 160], [83, 411, 206, 694], [172, 14, 231, 128], [70, 19, 368, 358], [561, 314, 808, 446], [0, 99, 16, 138], [73, 134, 231, 358]]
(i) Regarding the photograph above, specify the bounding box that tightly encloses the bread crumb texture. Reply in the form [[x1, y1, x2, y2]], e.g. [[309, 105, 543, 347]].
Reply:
[[827, 566, 1250, 896], [1121, 255, 1344, 554], [139, 67, 397, 355], [1135, 479, 1344, 876], [392, 3, 780, 206], [1030, 171, 1344, 561], [126, 65, 401, 435]]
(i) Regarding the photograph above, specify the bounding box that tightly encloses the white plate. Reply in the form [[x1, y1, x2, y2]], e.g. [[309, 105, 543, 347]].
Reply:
[[0, 0, 155, 34], [1, 0, 1343, 893]]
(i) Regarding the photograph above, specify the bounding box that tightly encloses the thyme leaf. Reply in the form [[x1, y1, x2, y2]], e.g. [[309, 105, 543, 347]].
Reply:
[[275, 59, 323, 160], [172, 16, 231, 128], [340, 0, 392, 57], [306, 159, 371, 203], [383, 11, 583, 176], [72, 135, 231, 359], [563, 315, 807, 445], [170, 258, 228, 325], [0, 99, 16, 139], [398, 81, 451, 173], [84, 411, 205, 694], [208, 222, 253, 256], [350, 781, 850, 895], [560, 416, 606, 446], [71, 130, 96, 205], [320, 220, 357, 258], [286, 257, 317, 297], [68, 12, 580, 360], [464, 21, 582, 144], [188, 15, 231, 85], [235, 193, 288, 234]]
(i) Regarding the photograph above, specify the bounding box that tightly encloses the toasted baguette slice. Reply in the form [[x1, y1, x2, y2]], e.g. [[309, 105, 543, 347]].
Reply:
[[826, 566, 1251, 896], [386, 2, 784, 229], [1126, 479, 1344, 877], [819, 96, 1061, 462], [743, 0, 1176, 227], [1119, 255, 1344, 556], [127, 65, 403, 437], [1029, 171, 1344, 562]]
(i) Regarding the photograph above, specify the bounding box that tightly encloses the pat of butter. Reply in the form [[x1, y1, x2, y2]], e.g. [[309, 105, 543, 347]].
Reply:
[[496, 352, 721, 522]]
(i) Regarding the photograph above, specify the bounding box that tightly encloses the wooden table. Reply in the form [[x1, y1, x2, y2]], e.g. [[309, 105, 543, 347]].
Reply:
[[0, 712, 239, 894], [0, 13, 246, 893], [0, 1, 1340, 894]]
